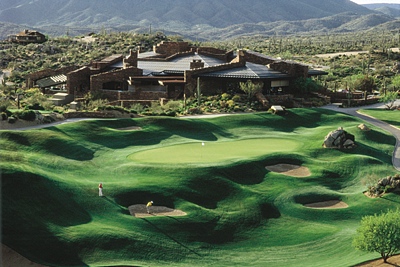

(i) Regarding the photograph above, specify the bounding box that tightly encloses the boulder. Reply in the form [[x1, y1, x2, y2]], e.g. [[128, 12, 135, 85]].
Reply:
[[358, 124, 370, 131], [323, 127, 356, 149]]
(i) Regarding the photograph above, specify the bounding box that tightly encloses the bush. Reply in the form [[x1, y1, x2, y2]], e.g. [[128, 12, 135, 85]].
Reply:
[[1, 112, 8, 120], [25, 103, 45, 110], [15, 110, 36, 121], [130, 103, 145, 114], [7, 116, 17, 124]]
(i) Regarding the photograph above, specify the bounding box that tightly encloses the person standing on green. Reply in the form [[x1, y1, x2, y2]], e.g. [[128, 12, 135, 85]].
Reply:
[[99, 183, 103, 197], [146, 201, 153, 213]]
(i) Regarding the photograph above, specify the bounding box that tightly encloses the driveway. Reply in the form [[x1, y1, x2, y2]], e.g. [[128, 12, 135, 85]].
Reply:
[[321, 101, 400, 171]]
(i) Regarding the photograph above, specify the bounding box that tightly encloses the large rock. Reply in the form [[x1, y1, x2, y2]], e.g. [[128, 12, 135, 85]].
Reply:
[[323, 127, 355, 149], [358, 123, 370, 131]]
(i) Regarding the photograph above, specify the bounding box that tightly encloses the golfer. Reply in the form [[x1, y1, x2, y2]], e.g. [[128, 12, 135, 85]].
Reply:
[[99, 183, 103, 197], [146, 201, 153, 214]]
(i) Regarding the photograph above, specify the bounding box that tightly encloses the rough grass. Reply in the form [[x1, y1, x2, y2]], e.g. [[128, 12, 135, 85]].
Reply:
[[1, 108, 399, 267]]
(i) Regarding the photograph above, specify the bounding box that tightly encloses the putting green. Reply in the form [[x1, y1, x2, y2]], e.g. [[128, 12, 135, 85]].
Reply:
[[128, 138, 300, 164]]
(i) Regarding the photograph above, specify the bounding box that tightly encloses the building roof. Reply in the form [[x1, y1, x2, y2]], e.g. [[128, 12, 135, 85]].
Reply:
[[111, 50, 327, 80], [36, 74, 67, 88], [199, 62, 291, 79], [138, 53, 225, 76]]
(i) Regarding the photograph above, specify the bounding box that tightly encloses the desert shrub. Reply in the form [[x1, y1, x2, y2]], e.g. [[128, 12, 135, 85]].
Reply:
[[85, 99, 108, 111], [129, 103, 145, 114], [7, 116, 17, 124], [97, 105, 129, 113], [221, 93, 231, 100], [52, 106, 65, 114], [163, 100, 183, 112], [15, 110, 36, 121], [0, 99, 14, 112], [232, 94, 242, 102], [25, 103, 45, 110], [187, 107, 202, 115], [366, 174, 400, 197], [1, 112, 8, 120], [226, 99, 235, 108], [43, 115, 56, 123], [149, 101, 163, 114]]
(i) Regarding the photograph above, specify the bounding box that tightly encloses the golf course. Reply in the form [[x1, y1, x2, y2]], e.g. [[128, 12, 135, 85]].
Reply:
[[1, 108, 400, 267]]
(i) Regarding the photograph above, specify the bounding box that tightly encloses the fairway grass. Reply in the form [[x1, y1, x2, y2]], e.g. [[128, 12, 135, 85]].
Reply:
[[1, 108, 399, 267], [128, 138, 299, 164]]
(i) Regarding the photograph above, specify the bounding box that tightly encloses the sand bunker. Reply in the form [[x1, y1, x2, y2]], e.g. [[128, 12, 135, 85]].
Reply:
[[128, 204, 187, 218], [117, 126, 142, 131], [304, 200, 348, 209], [265, 164, 311, 177]]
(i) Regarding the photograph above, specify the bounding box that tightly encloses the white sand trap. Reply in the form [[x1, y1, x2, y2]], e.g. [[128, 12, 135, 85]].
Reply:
[[118, 126, 142, 131], [265, 164, 311, 177], [128, 204, 187, 218], [304, 200, 348, 209]]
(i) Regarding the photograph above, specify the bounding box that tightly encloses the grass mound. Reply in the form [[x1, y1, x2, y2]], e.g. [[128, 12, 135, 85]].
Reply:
[[1, 108, 399, 267]]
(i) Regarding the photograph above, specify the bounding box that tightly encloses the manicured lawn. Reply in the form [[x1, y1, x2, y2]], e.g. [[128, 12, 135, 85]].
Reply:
[[1, 108, 399, 267], [359, 109, 400, 128], [128, 138, 300, 164]]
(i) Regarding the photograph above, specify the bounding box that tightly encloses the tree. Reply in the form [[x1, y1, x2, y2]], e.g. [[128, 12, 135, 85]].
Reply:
[[353, 209, 400, 263], [353, 75, 376, 100], [239, 80, 263, 101], [379, 90, 399, 110], [293, 77, 320, 95], [392, 75, 400, 90]]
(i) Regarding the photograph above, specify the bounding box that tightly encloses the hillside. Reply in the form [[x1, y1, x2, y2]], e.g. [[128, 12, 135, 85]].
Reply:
[[0, 0, 372, 28], [0, 0, 381, 40]]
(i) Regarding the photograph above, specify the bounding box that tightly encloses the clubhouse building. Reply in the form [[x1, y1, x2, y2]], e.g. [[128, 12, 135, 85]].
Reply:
[[26, 41, 327, 106]]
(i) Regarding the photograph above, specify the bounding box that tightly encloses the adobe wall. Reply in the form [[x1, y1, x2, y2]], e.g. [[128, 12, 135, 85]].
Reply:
[[90, 67, 143, 92], [26, 65, 79, 88]]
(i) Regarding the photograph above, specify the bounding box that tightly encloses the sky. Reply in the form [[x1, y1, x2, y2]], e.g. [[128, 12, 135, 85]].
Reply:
[[350, 0, 400, 4]]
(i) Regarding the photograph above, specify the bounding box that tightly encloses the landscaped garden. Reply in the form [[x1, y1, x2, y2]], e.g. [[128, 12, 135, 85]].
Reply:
[[1, 108, 400, 266]]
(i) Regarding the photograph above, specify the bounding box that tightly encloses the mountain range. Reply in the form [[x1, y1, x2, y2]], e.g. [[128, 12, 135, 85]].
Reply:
[[0, 0, 399, 40]]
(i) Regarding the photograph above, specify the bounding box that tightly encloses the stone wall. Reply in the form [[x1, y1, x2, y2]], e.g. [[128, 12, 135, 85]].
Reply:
[[197, 47, 234, 61], [269, 61, 309, 78], [123, 49, 138, 68], [67, 66, 92, 95], [91, 67, 142, 92], [91, 54, 123, 70], [26, 65, 79, 88], [153, 41, 190, 56], [240, 50, 276, 65], [184, 61, 246, 96], [100, 89, 167, 101], [234, 50, 308, 78]]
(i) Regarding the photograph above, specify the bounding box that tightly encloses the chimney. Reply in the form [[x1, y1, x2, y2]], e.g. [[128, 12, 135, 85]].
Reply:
[[123, 49, 138, 68], [190, 59, 204, 69]]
